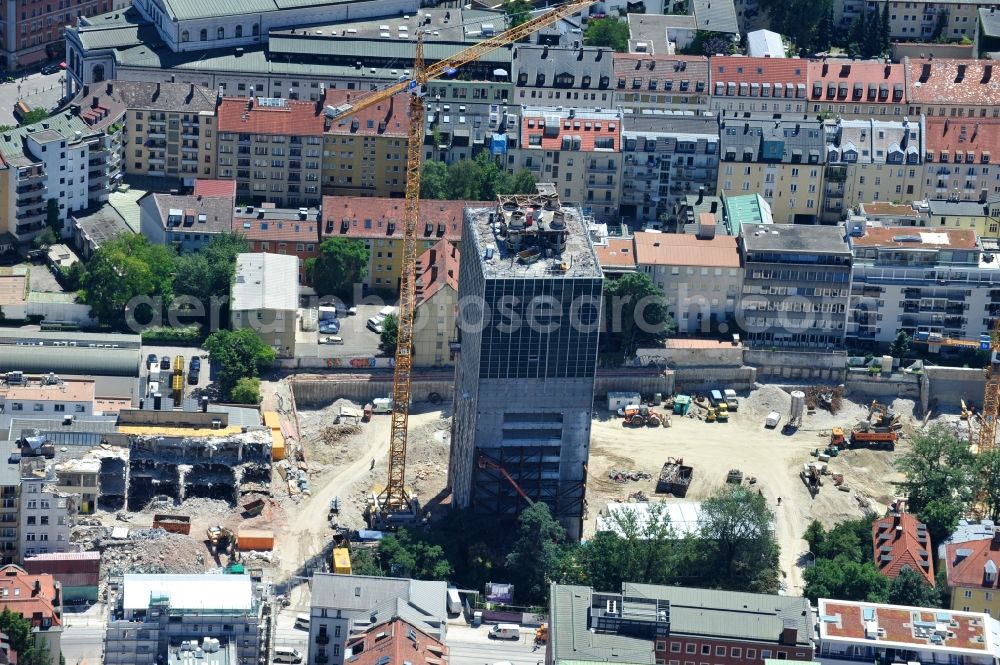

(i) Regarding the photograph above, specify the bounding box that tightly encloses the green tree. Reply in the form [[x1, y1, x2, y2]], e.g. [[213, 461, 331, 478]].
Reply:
[[698, 485, 781, 592], [0, 607, 50, 665], [505, 502, 567, 605], [230, 377, 262, 405], [931, 9, 948, 41], [579, 502, 678, 592], [351, 548, 383, 577], [890, 330, 911, 358], [804, 557, 889, 603], [895, 424, 977, 544], [380, 314, 399, 356], [814, 1, 834, 52], [603, 272, 674, 358], [888, 567, 942, 607], [309, 237, 370, 299], [45, 198, 60, 233], [378, 529, 453, 580], [420, 160, 450, 199], [504, 0, 533, 29], [975, 447, 1000, 522], [804, 519, 826, 553], [79, 234, 176, 328], [19, 108, 48, 125], [445, 160, 484, 200], [584, 18, 630, 51], [174, 233, 250, 313], [31, 227, 57, 249], [203, 328, 277, 398], [880, 2, 891, 54], [812, 519, 874, 563], [505, 169, 537, 195]]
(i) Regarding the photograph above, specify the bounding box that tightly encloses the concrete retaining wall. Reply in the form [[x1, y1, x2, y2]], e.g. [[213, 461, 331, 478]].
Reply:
[[673, 366, 757, 392], [925, 366, 986, 409], [844, 369, 921, 399], [745, 349, 848, 383], [290, 373, 454, 407]]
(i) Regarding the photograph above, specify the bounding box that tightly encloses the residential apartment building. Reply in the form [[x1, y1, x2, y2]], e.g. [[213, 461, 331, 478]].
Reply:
[[413, 239, 459, 368], [0, 0, 121, 69], [322, 90, 409, 199], [0, 564, 61, 665], [234, 204, 320, 285], [872, 505, 934, 585], [823, 117, 923, 222], [815, 598, 1000, 665], [0, 111, 122, 243], [346, 616, 447, 665], [53, 457, 99, 515], [320, 196, 468, 291], [512, 45, 615, 110], [921, 117, 1000, 204], [854, 0, 1000, 41], [942, 528, 1000, 616], [0, 378, 96, 417], [621, 114, 719, 226], [424, 100, 514, 166], [627, 10, 740, 55], [709, 57, 809, 115], [216, 96, 325, 208], [549, 583, 814, 665], [0, 464, 16, 565], [925, 197, 997, 236], [450, 187, 602, 540], [231, 253, 299, 358], [308, 573, 447, 665], [18, 459, 74, 561], [137, 192, 234, 252], [807, 59, 906, 118], [739, 224, 852, 348], [634, 224, 742, 334], [104, 574, 264, 665], [846, 222, 999, 347], [100, 81, 220, 182], [718, 114, 825, 224], [612, 54, 710, 114], [904, 58, 1000, 119], [513, 107, 622, 221]]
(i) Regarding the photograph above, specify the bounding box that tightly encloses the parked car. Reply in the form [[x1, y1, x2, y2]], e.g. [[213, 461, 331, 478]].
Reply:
[[320, 336, 344, 345], [160, 357, 171, 370], [189, 356, 201, 370], [319, 320, 340, 334], [187, 369, 199, 385], [147, 354, 158, 367], [40, 64, 58, 75], [366, 317, 384, 333]]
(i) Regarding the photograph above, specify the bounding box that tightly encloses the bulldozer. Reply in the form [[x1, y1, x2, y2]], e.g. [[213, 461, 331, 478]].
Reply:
[[623, 404, 664, 427]]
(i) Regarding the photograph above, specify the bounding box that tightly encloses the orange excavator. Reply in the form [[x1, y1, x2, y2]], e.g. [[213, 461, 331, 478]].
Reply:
[[478, 453, 533, 506]]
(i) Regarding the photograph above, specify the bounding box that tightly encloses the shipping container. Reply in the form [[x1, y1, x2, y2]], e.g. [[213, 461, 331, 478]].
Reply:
[[332, 547, 352, 575], [237, 528, 274, 551], [607, 391, 642, 412]]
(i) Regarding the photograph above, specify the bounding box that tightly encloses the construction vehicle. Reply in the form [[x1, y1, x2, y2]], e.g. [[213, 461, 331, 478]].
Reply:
[[801, 463, 822, 497], [623, 404, 664, 427], [716, 402, 729, 422], [848, 400, 901, 449], [726, 469, 743, 484], [973, 319, 1000, 516], [705, 407, 717, 423], [358, 0, 595, 527], [830, 427, 847, 448], [477, 453, 534, 506], [656, 457, 693, 497], [206, 526, 235, 561], [962, 400, 973, 421], [171, 355, 184, 404]]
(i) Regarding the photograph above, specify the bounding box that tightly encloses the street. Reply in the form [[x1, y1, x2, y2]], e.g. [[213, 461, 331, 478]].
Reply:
[[445, 624, 542, 665], [62, 606, 105, 665], [0, 68, 65, 126]]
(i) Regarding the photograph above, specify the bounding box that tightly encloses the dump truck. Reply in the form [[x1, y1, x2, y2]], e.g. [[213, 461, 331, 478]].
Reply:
[[847, 400, 901, 450], [656, 457, 693, 497], [623, 404, 664, 427], [830, 427, 847, 448]]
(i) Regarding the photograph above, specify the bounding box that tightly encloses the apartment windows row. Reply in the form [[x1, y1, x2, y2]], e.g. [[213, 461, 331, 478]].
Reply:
[[662, 641, 802, 660], [9, 402, 85, 412]]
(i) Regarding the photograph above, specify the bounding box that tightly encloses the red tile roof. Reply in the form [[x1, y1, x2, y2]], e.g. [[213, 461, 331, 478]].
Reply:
[[346, 617, 447, 665], [193, 179, 237, 199], [320, 196, 476, 241], [521, 112, 621, 152], [852, 226, 977, 250], [595, 237, 636, 269], [819, 599, 988, 650], [872, 510, 934, 585], [945, 534, 1000, 590], [0, 565, 61, 629], [323, 89, 410, 138], [923, 118, 1000, 163], [905, 58, 1000, 105], [234, 214, 320, 243], [633, 231, 740, 268], [613, 53, 709, 91], [415, 237, 459, 305], [807, 59, 905, 103], [711, 56, 807, 85], [217, 96, 326, 136]]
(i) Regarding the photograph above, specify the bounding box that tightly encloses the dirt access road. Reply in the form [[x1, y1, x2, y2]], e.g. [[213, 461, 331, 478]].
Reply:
[[273, 407, 443, 586], [586, 401, 906, 594]]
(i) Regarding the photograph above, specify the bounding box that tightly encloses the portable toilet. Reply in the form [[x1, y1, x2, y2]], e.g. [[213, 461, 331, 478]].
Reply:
[[673, 394, 691, 415]]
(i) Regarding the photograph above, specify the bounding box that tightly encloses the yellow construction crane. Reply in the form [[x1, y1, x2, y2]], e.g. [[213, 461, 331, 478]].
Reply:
[[334, 0, 594, 525], [973, 319, 1000, 518]]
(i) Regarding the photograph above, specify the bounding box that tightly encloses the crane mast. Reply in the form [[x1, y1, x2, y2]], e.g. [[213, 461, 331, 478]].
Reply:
[[359, 0, 594, 524]]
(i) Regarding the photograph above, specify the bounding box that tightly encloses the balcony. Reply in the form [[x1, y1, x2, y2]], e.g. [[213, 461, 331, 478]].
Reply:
[[588, 180, 616, 189], [148, 158, 165, 165], [17, 170, 45, 184], [182, 129, 199, 139], [314, 655, 329, 664], [18, 195, 43, 207], [148, 131, 166, 140], [315, 633, 330, 645]]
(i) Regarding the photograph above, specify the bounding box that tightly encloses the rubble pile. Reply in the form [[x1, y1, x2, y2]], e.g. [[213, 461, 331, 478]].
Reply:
[[319, 424, 363, 445], [100, 528, 210, 577]]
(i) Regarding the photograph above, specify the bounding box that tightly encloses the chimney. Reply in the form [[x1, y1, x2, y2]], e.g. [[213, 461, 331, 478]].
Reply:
[[153, 393, 162, 411], [105, 82, 112, 96], [92, 96, 99, 109], [153, 82, 160, 100], [895, 524, 904, 539], [822, 62, 829, 76], [984, 64, 994, 84], [696, 185, 705, 205], [992, 527, 1000, 550], [780, 620, 798, 645]]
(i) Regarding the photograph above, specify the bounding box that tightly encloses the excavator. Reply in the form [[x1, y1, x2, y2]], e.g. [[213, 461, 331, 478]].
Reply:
[[848, 400, 901, 450], [622, 404, 665, 427]]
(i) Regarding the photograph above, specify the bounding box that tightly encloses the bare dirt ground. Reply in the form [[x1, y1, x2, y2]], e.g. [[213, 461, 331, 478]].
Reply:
[[586, 386, 918, 595]]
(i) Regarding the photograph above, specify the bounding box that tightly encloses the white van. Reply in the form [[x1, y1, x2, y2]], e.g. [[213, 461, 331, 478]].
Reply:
[[273, 647, 303, 663], [293, 614, 310, 630], [372, 397, 393, 414], [488, 624, 521, 640], [376, 305, 396, 320]]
